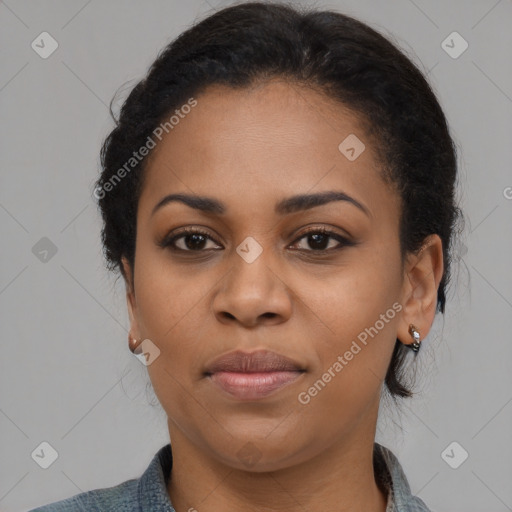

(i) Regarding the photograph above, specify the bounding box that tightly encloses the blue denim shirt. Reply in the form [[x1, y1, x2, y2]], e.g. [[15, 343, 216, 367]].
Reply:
[[29, 442, 431, 511]]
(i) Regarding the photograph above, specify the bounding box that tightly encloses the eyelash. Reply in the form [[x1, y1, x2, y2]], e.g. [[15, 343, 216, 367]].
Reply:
[[159, 226, 356, 255]]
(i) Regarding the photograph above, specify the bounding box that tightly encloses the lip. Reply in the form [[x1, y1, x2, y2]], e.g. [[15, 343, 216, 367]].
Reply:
[[204, 350, 306, 400], [208, 371, 304, 400], [204, 349, 304, 374]]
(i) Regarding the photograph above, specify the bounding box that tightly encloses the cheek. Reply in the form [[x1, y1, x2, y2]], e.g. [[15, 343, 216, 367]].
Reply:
[[132, 247, 215, 391], [133, 243, 205, 337], [295, 288, 397, 433], [309, 252, 400, 328], [136, 265, 208, 425], [304, 250, 401, 386]]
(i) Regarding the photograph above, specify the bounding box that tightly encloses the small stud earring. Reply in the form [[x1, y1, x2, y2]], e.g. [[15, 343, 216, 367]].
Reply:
[[128, 335, 143, 354], [407, 324, 421, 353]]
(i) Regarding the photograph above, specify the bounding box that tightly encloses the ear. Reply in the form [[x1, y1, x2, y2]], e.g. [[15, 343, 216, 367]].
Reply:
[[121, 256, 141, 341], [397, 234, 444, 345]]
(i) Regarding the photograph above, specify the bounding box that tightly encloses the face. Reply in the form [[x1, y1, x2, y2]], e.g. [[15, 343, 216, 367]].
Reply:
[[123, 79, 427, 471]]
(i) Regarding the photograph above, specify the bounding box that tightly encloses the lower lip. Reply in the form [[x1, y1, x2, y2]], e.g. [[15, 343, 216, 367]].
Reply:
[[208, 371, 304, 400]]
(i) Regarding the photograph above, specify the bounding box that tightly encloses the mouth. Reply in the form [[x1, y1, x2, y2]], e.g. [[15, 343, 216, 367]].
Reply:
[[204, 349, 306, 400]]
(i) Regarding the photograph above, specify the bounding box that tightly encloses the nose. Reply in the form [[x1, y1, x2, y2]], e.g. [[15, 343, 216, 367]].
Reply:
[[212, 249, 293, 328]]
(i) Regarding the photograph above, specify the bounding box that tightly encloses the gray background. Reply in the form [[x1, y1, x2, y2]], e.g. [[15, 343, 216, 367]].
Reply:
[[1, 0, 511, 511]]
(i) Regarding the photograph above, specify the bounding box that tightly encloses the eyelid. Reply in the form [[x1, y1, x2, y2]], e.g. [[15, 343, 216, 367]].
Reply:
[[288, 226, 354, 252], [290, 224, 353, 242], [159, 224, 355, 253], [158, 226, 222, 249]]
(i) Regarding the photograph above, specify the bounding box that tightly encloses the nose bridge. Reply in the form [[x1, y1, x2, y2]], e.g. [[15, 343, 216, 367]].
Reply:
[[229, 235, 278, 297], [212, 235, 292, 325]]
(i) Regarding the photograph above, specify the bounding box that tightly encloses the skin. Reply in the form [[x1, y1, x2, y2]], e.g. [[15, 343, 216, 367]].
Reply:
[[121, 78, 444, 512]]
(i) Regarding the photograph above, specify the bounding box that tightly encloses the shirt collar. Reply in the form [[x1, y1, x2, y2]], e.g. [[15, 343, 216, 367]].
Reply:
[[374, 442, 431, 512], [137, 443, 175, 511], [138, 442, 430, 512]]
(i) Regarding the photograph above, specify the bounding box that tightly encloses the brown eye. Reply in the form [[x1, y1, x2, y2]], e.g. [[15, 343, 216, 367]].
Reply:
[[290, 227, 355, 253], [159, 226, 355, 255], [160, 228, 222, 252]]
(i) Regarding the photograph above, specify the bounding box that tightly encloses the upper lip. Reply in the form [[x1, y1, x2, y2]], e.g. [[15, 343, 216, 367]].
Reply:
[[204, 350, 304, 374]]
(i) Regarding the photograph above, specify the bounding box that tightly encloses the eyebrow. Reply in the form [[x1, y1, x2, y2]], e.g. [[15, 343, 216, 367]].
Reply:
[[151, 190, 371, 218]]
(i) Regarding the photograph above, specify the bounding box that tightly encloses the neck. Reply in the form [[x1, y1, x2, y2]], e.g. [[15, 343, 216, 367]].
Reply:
[[166, 403, 388, 512]]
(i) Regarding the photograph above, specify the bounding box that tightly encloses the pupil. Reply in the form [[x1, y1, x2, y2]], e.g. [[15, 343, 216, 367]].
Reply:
[[309, 233, 328, 250], [183, 233, 329, 251], [186, 234, 206, 250]]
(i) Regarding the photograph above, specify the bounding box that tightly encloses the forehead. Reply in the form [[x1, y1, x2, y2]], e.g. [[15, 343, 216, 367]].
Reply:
[[138, 79, 392, 221]]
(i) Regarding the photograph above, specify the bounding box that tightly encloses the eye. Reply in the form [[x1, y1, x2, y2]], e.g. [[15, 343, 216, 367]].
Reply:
[[160, 227, 222, 252], [289, 226, 354, 253], [159, 226, 355, 254]]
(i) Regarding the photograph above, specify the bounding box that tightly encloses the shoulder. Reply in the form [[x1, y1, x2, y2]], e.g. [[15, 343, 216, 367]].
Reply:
[[27, 478, 138, 512], [28, 443, 175, 512]]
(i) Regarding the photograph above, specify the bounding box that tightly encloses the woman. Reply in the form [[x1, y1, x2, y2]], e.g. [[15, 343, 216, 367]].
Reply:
[[31, 1, 462, 510]]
